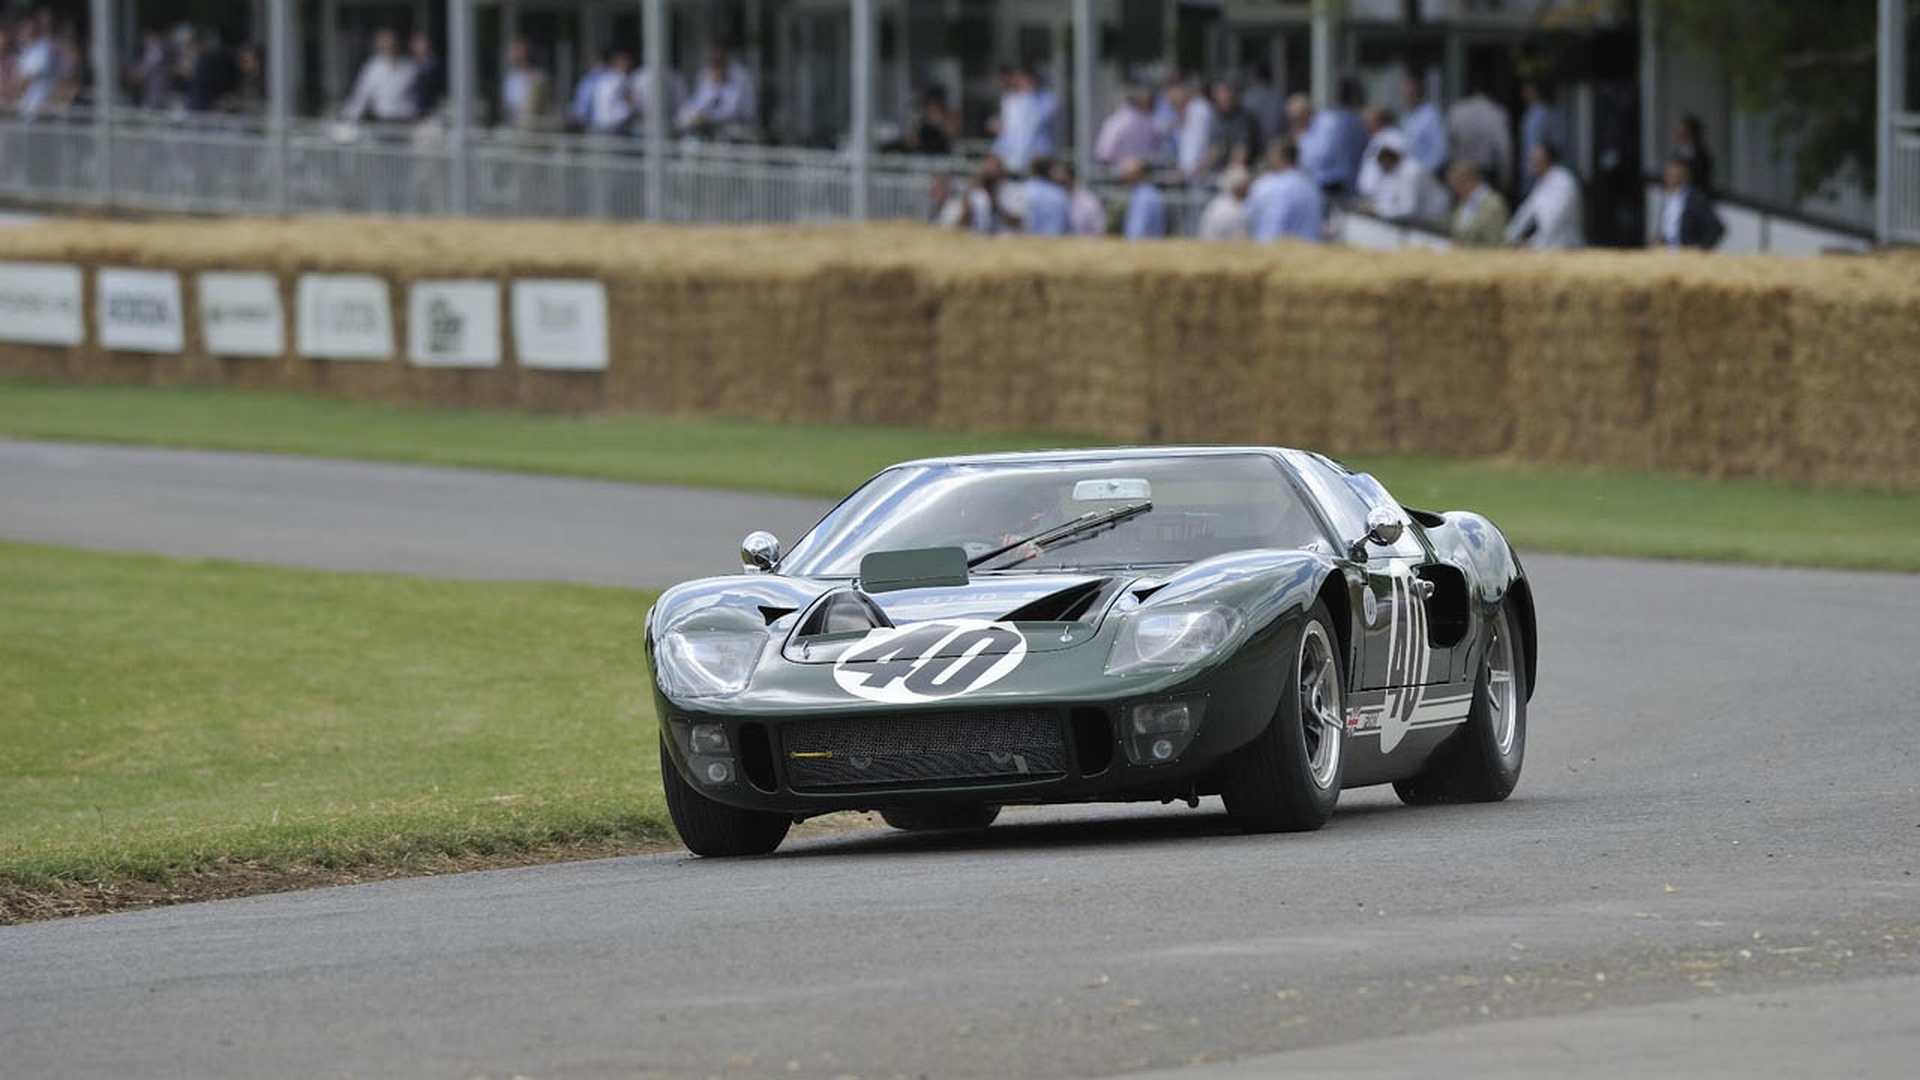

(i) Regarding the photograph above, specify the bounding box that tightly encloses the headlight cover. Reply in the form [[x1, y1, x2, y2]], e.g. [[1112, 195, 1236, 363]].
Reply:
[[656, 628, 764, 698], [1105, 604, 1240, 675]]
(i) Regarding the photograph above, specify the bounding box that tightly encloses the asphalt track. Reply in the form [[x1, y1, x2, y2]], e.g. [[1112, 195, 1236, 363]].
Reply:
[[2, 439, 1917, 1078]]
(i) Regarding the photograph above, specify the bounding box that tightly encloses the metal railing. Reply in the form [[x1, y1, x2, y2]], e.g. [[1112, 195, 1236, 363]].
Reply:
[[1893, 114, 1920, 245], [1, 108, 1221, 233]]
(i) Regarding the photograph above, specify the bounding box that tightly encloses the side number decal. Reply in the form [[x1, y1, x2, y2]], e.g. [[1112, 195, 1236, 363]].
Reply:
[[832, 619, 1028, 704]]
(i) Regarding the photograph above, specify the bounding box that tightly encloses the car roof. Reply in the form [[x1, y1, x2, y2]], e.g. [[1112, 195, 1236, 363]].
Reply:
[[890, 445, 1297, 470]]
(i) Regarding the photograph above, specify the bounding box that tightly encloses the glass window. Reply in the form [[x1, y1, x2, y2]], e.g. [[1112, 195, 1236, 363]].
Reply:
[[1281, 451, 1424, 559], [780, 453, 1325, 577]]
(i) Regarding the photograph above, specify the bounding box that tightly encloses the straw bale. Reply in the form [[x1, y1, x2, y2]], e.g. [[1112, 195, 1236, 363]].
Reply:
[[1786, 274, 1920, 491], [2, 217, 1917, 490]]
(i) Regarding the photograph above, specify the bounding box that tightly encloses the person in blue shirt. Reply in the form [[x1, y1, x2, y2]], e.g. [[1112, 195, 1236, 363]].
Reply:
[[569, 50, 612, 131], [1119, 158, 1168, 240], [1400, 72, 1447, 174], [1245, 140, 1326, 243], [1289, 80, 1370, 193], [1021, 156, 1073, 236]]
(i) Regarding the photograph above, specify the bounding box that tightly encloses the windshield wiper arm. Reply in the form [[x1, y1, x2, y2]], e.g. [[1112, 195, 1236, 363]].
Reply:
[[966, 501, 1154, 569]]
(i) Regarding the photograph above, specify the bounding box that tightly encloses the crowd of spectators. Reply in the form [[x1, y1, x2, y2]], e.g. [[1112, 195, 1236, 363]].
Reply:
[[945, 64, 1726, 253], [3, 14, 1726, 252], [0, 7, 85, 116]]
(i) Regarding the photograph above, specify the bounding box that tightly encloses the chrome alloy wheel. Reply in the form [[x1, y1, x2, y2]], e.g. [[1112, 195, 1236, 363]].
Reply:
[[1298, 621, 1343, 790], [1486, 609, 1518, 755]]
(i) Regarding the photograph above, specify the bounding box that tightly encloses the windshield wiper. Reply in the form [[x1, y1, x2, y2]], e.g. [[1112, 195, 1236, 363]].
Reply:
[[966, 501, 1154, 570]]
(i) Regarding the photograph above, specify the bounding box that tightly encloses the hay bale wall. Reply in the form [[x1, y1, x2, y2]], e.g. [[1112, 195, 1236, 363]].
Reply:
[[0, 218, 1914, 490]]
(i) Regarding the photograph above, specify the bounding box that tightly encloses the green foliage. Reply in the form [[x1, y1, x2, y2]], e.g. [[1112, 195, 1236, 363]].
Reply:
[[1653, 0, 1888, 198]]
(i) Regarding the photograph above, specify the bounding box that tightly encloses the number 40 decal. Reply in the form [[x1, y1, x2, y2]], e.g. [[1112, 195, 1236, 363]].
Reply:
[[831, 619, 1028, 704]]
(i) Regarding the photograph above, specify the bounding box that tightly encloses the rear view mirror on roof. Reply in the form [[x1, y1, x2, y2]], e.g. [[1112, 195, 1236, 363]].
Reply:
[[1072, 478, 1151, 502]]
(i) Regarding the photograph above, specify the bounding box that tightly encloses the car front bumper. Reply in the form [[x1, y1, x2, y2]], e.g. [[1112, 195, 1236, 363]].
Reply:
[[652, 620, 1295, 816]]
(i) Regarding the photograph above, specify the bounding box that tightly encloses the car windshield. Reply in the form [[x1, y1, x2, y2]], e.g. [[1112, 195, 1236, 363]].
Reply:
[[779, 454, 1327, 577]]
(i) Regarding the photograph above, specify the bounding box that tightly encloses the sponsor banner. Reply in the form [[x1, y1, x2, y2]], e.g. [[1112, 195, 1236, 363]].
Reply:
[[407, 279, 501, 368], [197, 272, 285, 357], [297, 274, 393, 360], [97, 268, 186, 353], [511, 279, 608, 371], [0, 261, 84, 345]]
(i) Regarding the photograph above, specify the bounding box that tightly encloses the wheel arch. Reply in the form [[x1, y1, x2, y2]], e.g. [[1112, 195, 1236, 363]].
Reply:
[[1504, 575, 1538, 700]]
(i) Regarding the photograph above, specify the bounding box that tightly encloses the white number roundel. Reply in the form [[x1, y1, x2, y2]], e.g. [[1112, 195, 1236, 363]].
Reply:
[[831, 619, 1029, 704]]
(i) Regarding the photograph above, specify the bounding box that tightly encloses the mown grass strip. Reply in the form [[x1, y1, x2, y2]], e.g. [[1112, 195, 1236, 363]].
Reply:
[[3, 381, 1917, 573], [0, 542, 667, 921]]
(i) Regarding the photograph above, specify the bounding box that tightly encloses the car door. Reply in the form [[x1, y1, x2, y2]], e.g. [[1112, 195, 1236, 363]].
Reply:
[[1281, 454, 1472, 752]]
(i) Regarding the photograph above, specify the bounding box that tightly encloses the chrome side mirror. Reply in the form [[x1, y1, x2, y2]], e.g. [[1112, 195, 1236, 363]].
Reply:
[[740, 531, 781, 573], [1347, 507, 1404, 561]]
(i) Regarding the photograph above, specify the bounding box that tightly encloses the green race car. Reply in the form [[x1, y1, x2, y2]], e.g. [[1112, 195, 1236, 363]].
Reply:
[[647, 447, 1537, 855]]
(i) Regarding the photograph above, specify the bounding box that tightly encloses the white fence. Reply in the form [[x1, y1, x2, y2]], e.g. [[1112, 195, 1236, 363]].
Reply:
[[0, 108, 1204, 234], [1893, 114, 1920, 245]]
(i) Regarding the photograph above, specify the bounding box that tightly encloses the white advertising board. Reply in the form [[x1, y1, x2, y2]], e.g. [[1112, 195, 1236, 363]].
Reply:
[[197, 271, 285, 357], [511, 279, 608, 371], [297, 274, 393, 360], [407, 279, 501, 368], [0, 261, 84, 345], [97, 268, 186, 354]]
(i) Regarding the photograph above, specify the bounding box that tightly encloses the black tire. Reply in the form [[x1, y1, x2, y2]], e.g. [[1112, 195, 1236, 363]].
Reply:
[[1394, 598, 1528, 805], [879, 804, 1002, 832], [659, 738, 791, 856], [1218, 600, 1347, 833]]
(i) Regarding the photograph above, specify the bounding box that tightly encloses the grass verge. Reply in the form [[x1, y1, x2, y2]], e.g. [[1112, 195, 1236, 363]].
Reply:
[[0, 541, 668, 923], [3, 381, 1917, 573]]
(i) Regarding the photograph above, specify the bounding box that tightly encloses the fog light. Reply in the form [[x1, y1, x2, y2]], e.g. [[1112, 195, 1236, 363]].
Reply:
[[1131, 702, 1192, 736], [689, 753, 736, 786], [1124, 699, 1202, 766], [689, 723, 729, 754]]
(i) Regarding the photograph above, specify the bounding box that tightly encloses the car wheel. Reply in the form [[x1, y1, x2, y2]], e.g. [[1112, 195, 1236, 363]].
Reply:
[[879, 804, 1002, 832], [659, 737, 791, 856], [1394, 598, 1528, 805], [1218, 600, 1346, 833]]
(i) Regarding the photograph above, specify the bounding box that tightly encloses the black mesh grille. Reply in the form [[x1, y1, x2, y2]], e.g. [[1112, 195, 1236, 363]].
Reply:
[[782, 708, 1068, 791]]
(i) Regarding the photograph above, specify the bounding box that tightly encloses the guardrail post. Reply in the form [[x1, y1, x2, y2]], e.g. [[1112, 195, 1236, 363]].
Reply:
[[643, 0, 666, 220], [1309, 1, 1334, 111], [90, 0, 115, 205], [268, 0, 291, 214], [449, 0, 473, 214], [1877, 0, 1903, 245], [1072, 0, 1094, 183], [849, 0, 873, 221]]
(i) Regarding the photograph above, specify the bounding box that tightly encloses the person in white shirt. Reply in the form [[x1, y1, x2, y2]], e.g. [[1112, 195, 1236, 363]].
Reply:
[[677, 48, 757, 137], [340, 30, 418, 123], [1197, 165, 1252, 241], [1354, 105, 1399, 202], [1504, 143, 1584, 250], [1366, 139, 1452, 225], [1167, 81, 1216, 183], [989, 67, 1057, 173], [585, 50, 635, 134]]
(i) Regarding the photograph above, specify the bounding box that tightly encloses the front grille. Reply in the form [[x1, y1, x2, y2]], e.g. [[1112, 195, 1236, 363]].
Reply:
[[781, 708, 1068, 791]]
